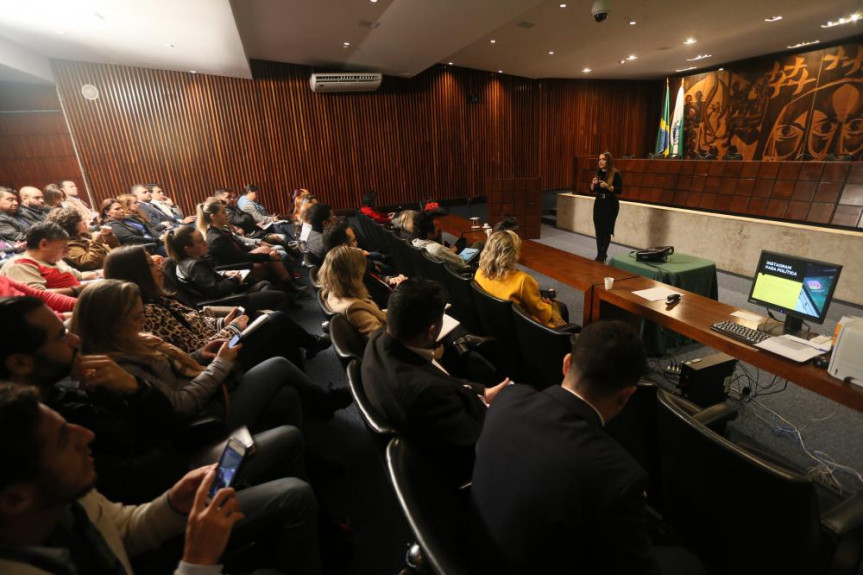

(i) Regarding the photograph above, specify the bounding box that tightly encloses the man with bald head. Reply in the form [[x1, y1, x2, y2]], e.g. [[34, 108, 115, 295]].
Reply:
[[59, 179, 98, 226], [16, 186, 50, 226]]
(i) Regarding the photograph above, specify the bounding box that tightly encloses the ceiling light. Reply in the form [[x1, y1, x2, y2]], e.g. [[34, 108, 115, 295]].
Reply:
[[683, 37, 697, 45], [448, 62, 453, 65], [583, 68, 592, 73], [675, 66, 697, 72], [627, 55, 637, 60], [619, 59, 626, 65], [370, 0, 378, 2], [548, 50, 555, 55], [343, 41, 350, 46], [498, 70, 503, 73], [490, 39, 496, 44], [190, 70, 197, 74], [821, 13, 861, 28], [787, 40, 820, 49], [764, 15, 783, 22], [686, 54, 712, 61], [560, 3, 567, 7], [629, 20, 637, 25], [718, 67, 724, 71]]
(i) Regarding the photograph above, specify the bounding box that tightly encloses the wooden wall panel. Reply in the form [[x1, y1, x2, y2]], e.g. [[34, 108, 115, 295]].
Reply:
[[49, 59, 655, 216], [0, 82, 83, 191]]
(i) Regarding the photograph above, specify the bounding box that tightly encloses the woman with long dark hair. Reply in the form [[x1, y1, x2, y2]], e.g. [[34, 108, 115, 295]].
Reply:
[[589, 151, 623, 263], [101, 195, 166, 255]]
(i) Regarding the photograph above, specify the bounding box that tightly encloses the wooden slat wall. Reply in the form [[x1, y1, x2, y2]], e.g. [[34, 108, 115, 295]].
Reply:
[[0, 82, 83, 190], [50, 59, 656, 216]]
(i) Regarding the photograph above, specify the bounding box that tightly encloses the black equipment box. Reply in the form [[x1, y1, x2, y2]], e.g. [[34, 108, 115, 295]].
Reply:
[[636, 246, 674, 262], [677, 352, 737, 407]]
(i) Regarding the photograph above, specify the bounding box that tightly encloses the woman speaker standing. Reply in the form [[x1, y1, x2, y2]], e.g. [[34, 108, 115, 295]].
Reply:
[[590, 151, 622, 263]]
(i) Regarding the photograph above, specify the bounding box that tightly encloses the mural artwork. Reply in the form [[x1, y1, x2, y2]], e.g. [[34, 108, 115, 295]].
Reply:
[[683, 42, 862, 161]]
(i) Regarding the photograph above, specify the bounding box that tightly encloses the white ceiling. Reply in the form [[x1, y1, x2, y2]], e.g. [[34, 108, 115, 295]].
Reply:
[[0, 0, 860, 84]]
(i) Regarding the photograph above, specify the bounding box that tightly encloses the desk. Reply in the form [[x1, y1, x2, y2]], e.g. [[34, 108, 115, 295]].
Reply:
[[438, 214, 638, 320], [611, 252, 719, 353], [590, 276, 863, 412]]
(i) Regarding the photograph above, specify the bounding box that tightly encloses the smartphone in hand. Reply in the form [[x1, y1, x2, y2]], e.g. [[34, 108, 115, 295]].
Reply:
[[209, 437, 246, 498]]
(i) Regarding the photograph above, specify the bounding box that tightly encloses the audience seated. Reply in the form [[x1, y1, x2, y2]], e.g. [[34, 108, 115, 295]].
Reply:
[[132, 183, 177, 232], [475, 230, 569, 328], [323, 218, 403, 283], [15, 186, 50, 226], [0, 275, 76, 313], [0, 187, 29, 243], [46, 206, 119, 271], [0, 384, 247, 575], [103, 245, 330, 369], [468, 320, 704, 575], [411, 211, 472, 274], [391, 209, 418, 236], [101, 195, 165, 255], [59, 179, 98, 225], [361, 279, 508, 484], [0, 222, 99, 295], [320, 245, 389, 339], [359, 189, 391, 224], [198, 199, 304, 293]]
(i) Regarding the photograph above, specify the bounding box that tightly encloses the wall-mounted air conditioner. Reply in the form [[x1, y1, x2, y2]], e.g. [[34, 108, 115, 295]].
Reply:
[[309, 72, 383, 93]]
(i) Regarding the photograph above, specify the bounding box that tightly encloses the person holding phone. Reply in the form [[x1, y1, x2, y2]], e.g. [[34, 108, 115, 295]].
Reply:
[[590, 151, 623, 264]]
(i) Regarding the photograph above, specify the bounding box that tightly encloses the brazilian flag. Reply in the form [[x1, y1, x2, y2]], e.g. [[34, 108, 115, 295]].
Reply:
[[654, 79, 671, 157]]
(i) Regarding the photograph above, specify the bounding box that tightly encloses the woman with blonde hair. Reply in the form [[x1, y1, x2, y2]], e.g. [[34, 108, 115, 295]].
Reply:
[[320, 245, 387, 339], [71, 279, 306, 430], [589, 151, 623, 263], [475, 230, 568, 328]]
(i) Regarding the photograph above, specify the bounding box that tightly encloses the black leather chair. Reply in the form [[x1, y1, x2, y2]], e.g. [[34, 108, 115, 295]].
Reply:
[[316, 289, 336, 320], [329, 314, 366, 367], [656, 389, 863, 575], [442, 266, 482, 334], [386, 437, 472, 575], [364, 272, 392, 310], [414, 253, 449, 298], [390, 235, 416, 277], [308, 265, 321, 289], [161, 258, 248, 309], [470, 281, 524, 381], [511, 304, 579, 389], [346, 359, 397, 439]]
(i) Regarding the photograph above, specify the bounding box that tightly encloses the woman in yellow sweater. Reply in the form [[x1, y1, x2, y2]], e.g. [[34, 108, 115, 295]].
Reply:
[[475, 230, 567, 328]]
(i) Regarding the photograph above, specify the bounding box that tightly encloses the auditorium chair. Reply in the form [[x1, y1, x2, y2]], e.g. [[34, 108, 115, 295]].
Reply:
[[161, 257, 248, 309], [363, 273, 392, 309], [390, 235, 417, 277], [470, 281, 525, 381], [386, 437, 472, 575], [656, 389, 863, 575], [511, 304, 579, 389], [308, 265, 322, 289], [442, 266, 482, 334], [346, 359, 397, 445], [329, 314, 366, 368], [414, 253, 449, 298]]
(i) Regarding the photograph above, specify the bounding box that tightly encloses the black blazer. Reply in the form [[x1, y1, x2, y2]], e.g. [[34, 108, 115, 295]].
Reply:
[[107, 217, 161, 247], [468, 384, 659, 575], [362, 329, 487, 483], [205, 227, 269, 266], [177, 257, 242, 299], [138, 201, 175, 231]]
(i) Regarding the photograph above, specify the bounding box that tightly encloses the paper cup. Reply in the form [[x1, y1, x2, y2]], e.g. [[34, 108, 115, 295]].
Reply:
[[485, 227, 492, 237], [604, 277, 614, 290]]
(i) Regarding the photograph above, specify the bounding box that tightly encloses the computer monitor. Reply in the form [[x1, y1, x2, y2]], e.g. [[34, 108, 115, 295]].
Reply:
[[747, 250, 842, 334]]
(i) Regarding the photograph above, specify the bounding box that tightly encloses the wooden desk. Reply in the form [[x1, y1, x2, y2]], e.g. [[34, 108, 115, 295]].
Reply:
[[438, 214, 639, 319], [590, 275, 863, 412]]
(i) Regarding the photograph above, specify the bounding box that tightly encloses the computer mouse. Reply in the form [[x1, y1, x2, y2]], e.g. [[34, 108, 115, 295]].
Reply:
[[813, 354, 829, 369]]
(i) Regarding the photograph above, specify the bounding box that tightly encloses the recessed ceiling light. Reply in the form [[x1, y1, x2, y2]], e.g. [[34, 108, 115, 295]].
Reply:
[[686, 54, 712, 62], [683, 38, 697, 45], [764, 15, 783, 22], [583, 67, 592, 73], [343, 41, 350, 46], [560, 3, 567, 8], [629, 20, 637, 25], [787, 40, 820, 49], [548, 50, 555, 55], [190, 70, 197, 74], [370, 0, 378, 2], [718, 68, 724, 71], [619, 59, 626, 65], [448, 62, 454, 65], [490, 39, 496, 44], [627, 55, 637, 60], [821, 12, 860, 28], [498, 70, 503, 73], [675, 66, 697, 73]]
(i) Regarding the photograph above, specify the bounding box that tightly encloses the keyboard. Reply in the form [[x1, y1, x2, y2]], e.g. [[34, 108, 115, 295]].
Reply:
[[710, 321, 771, 345]]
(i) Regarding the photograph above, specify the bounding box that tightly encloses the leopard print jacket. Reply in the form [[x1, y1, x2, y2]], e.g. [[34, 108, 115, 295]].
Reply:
[[143, 296, 237, 354]]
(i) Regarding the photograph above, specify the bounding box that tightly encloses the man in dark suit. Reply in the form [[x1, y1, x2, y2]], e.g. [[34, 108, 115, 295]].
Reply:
[[362, 278, 508, 483], [132, 183, 176, 232], [468, 320, 703, 575]]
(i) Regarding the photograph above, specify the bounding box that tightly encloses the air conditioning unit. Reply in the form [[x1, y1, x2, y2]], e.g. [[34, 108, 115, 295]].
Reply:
[[309, 72, 382, 93]]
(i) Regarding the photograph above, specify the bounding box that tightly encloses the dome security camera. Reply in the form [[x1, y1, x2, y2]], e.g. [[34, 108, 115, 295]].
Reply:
[[591, 0, 612, 22]]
